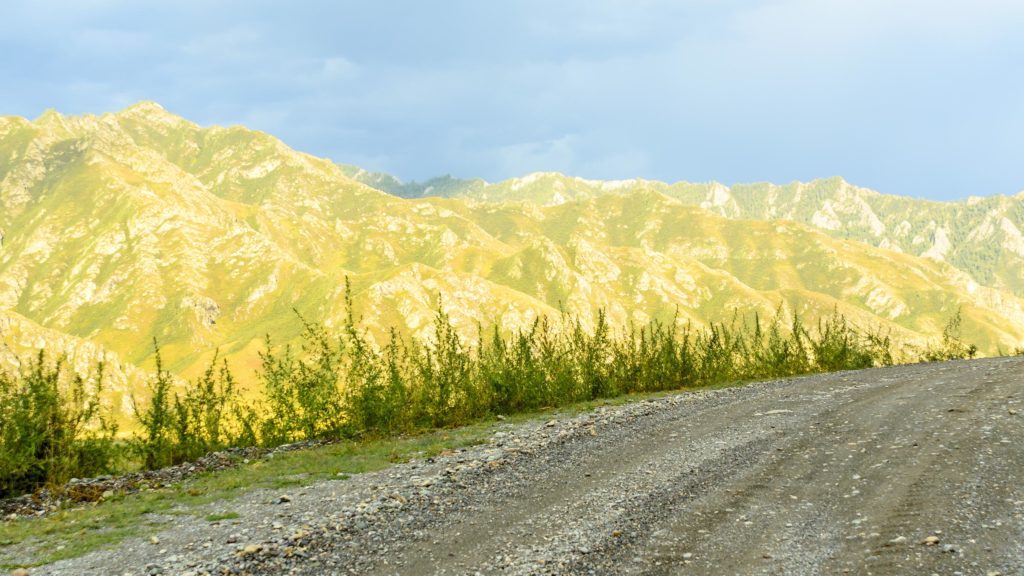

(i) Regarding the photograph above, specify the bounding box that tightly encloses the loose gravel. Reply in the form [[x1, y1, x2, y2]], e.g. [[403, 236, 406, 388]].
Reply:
[[17, 357, 1024, 575]]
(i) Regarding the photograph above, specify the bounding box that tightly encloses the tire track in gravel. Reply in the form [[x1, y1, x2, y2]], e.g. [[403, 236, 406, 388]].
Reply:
[[375, 358, 1023, 576], [388, 385, 843, 575], [407, 373, 894, 574], [608, 359, 1001, 575]]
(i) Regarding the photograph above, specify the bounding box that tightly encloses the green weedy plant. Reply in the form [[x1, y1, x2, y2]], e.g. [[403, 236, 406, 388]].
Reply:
[[256, 335, 299, 445], [294, 319, 348, 439], [606, 324, 644, 395], [0, 303, 976, 498], [2, 302, 988, 497], [693, 322, 741, 384], [923, 309, 978, 362], [747, 313, 810, 378], [0, 352, 118, 497], [258, 316, 348, 444], [782, 313, 813, 376], [533, 316, 577, 406], [229, 397, 261, 449], [478, 324, 520, 413], [479, 320, 553, 413], [654, 321, 697, 391], [412, 304, 479, 427], [809, 312, 875, 373], [343, 279, 410, 436], [571, 310, 614, 400], [168, 351, 239, 463], [133, 340, 176, 470], [298, 319, 349, 439], [606, 317, 671, 393], [57, 364, 119, 483], [381, 329, 414, 429], [864, 328, 896, 367], [640, 319, 697, 392]]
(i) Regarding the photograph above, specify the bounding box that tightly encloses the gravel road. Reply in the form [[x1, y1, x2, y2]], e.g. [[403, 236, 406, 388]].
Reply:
[[29, 357, 1024, 575]]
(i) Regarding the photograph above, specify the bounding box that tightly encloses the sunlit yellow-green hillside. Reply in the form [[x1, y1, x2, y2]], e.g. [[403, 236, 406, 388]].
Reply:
[[3, 103, 1023, 393], [347, 169, 1024, 297]]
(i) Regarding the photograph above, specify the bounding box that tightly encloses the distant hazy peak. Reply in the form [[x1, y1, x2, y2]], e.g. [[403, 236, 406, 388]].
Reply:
[[33, 108, 66, 126], [122, 100, 167, 113], [114, 100, 192, 125]]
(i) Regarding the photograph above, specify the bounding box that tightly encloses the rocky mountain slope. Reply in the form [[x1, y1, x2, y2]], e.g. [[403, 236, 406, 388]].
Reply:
[[2, 103, 1023, 401], [346, 170, 1024, 298], [0, 309, 149, 417]]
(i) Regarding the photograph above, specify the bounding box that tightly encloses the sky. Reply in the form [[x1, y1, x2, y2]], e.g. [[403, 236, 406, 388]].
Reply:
[[1, 0, 1022, 200]]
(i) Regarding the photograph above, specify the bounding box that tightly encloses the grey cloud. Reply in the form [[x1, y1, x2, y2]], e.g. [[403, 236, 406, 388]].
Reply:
[[0, 0, 1021, 198]]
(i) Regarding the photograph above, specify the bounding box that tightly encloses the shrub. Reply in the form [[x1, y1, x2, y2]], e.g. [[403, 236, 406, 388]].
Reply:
[[923, 309, 978, 362], [0, 352, 118, 497], [412, 304, 478, 427], [809, 312, 875, 373], [2, 299, 979, 497], [169, 351, 238, 462], [343, 281, 410, 435], [746, 313, 811, 379], [134, 343, 248, 468], [132, 340, 176, 469], [258, 318, 347, 444]]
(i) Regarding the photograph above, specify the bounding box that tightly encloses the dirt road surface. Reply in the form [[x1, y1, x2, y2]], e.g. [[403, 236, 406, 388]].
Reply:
[[33, 357, 1024, 575]]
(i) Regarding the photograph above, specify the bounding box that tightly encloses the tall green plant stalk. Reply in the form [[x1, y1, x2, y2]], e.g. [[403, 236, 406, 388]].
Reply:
[[133, 340, 175, 470]]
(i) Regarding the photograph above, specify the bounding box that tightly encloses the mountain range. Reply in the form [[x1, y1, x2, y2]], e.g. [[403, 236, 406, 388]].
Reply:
[[341, 168, 1024, 298], [2, 102, 1023, 409]]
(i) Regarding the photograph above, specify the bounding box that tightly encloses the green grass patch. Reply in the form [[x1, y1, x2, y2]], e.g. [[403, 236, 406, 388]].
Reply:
[[204, 511, 240, 522], [0, 371, 863, 569], [0, 417, 500, 569]]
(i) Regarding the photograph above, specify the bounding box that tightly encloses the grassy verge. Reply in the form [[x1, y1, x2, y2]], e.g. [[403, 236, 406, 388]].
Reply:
[[0, 382, 742, 568], [0, 419, 495, 568]]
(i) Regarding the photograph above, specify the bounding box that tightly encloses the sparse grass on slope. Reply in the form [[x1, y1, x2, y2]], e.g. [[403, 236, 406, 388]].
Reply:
[[0, 422, 495, 568]]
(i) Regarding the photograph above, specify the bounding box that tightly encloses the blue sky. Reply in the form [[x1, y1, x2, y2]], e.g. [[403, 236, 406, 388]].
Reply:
[[1, 1, 1022, 200]]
